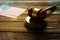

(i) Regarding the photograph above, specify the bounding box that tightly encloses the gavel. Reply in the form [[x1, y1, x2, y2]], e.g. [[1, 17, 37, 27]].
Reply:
[[25, 5, 57, 32]]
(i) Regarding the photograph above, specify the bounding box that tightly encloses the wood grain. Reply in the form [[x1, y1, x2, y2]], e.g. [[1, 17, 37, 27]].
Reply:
[[0, 3, 59, 32], [0, 1, 60, 40]]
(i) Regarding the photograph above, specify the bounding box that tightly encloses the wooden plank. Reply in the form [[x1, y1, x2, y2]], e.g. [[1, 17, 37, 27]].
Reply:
[[0, 32, 60, 40], [0, 20, 60, 32]]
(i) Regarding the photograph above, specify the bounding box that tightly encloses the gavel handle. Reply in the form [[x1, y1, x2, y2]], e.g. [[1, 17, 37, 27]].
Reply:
[[42, 5, 57, 17], [43, 5, 57, 12]]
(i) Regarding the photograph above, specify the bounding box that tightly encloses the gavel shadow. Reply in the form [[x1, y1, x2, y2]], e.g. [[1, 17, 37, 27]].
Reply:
[[32, 33, 46, 40]]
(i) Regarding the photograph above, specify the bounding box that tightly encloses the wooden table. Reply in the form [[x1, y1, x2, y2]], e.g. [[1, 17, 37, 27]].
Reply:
[[0, 8, 60, 33], [0, 2, 60, 40]]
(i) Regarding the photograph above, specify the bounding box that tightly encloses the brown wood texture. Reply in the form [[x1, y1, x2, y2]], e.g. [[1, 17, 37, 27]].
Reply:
[[0, 32, 60, 40], [0, 3, 60, 33], [0, 1, 60, 40]]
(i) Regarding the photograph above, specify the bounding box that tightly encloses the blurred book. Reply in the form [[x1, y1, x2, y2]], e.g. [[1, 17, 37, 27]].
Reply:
[[0, 4, 27, 21]]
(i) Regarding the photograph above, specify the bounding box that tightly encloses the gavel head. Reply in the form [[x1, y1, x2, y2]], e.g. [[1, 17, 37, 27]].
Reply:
[[28, 5, 57, 20], [28, 8, 47, 20]]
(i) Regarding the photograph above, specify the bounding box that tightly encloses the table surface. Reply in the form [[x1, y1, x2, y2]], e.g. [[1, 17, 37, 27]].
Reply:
[[0, 32, 60, 40], [0, 1, 60, 40], [0, 2, 60, 33]]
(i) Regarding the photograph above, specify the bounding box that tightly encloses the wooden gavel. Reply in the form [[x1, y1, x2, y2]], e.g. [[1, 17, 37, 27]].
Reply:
[[25, 5, 57, 32], [28, 5, 57, 20]]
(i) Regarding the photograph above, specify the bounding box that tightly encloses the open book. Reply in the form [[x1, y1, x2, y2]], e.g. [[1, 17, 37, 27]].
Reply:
[[0, 5, 27, 21]]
